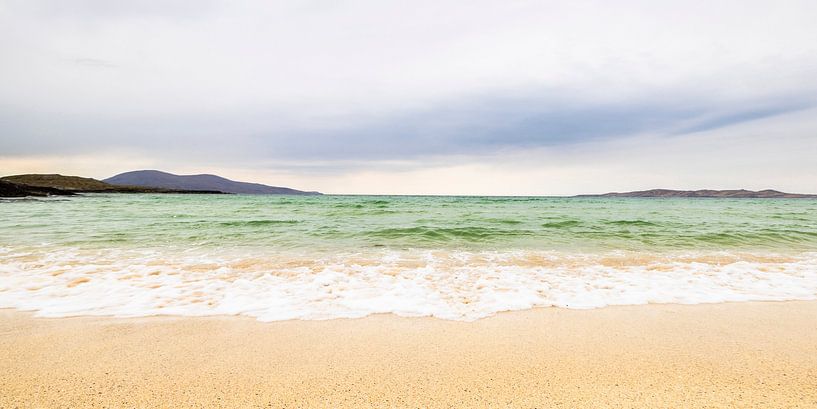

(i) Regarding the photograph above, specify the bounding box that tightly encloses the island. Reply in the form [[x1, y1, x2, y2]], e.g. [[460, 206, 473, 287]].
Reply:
[[576, 189, 817, 199]]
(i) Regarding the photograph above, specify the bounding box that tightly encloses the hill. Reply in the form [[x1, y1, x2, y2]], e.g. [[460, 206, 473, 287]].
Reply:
[[576, 189, 817, 198], [104, 170, 321, 195], [3, 174, 122, 192], [1, 174, 223, 195]]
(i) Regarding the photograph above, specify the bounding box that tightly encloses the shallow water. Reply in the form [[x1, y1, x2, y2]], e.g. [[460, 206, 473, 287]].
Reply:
[[1, 194, 816, 320]]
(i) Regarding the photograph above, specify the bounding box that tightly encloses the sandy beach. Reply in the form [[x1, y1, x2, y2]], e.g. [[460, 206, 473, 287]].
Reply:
[[1, 301, 815, 408]]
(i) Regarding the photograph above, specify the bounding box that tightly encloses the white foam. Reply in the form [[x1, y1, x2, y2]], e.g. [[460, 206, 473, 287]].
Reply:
[[1, 247, 816, 321]]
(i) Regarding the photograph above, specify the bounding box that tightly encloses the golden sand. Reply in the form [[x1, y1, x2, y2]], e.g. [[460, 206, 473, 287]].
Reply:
[[1, 302, 816, 408]]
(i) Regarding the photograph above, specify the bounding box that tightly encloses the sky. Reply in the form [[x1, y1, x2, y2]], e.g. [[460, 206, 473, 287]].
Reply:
[[1, 0, 816, 195]]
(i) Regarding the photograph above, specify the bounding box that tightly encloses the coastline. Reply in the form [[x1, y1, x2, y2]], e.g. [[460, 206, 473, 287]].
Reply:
[[2, 301, 816, 407]]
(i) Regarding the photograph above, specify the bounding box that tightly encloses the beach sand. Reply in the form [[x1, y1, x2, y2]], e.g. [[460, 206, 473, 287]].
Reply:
[[1, 301, 816, 408]]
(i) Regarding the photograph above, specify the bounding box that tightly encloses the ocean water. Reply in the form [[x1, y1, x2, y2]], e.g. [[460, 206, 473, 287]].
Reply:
[[1, 194, 816, 321]]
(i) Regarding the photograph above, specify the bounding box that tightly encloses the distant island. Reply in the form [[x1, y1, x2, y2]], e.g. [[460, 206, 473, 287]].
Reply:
[[576, 189, 817, 199], [0, 171, 321, 197]]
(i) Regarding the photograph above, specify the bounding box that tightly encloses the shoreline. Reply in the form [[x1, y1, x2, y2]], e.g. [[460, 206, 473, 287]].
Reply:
[[2, 301, 816, 407], [4, 297, 817, 322]]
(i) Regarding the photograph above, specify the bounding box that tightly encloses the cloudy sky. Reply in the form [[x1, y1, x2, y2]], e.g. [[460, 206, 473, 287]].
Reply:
[[1, 0, 816, 194]]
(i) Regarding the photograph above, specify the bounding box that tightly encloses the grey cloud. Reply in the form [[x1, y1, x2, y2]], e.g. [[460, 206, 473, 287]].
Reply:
[[1, 89, 811, 170], [2, 0, 816, 181], [269, 99, 811, 163], [673, 102, 815, 135]]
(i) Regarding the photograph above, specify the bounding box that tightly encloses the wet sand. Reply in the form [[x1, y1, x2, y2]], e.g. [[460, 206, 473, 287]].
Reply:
[[1, 301, 816, 408]]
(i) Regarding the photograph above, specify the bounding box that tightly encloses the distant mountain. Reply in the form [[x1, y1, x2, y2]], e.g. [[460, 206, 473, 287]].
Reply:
[[576, 189, 817, 198], [1, 174, 223, 195], [104, 170, 321, 195]]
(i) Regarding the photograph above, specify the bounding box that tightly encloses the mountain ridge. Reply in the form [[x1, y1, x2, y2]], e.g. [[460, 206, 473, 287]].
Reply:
[[575, 189, 817, 198], [104, 170, 321, 195]]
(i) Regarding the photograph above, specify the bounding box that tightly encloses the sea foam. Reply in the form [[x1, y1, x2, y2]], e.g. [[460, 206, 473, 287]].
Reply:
[[1, 247, 816, 321]]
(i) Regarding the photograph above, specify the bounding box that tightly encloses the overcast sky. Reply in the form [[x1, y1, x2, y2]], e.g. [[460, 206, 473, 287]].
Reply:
[[1, 0, 816, 194]]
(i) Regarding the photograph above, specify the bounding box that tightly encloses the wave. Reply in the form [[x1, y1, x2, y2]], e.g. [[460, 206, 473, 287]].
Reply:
[[365, 226, 534, 242], [604, 220, 660, 227], [1, 248, 816, 322], [331, 199, 390, 209], [486, 218, 523, 225], [541, 220, 581, 228], [219, 219, 300, 227]]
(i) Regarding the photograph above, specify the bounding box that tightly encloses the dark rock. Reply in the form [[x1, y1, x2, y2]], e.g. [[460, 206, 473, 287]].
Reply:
[[0, 179, 75, 197]]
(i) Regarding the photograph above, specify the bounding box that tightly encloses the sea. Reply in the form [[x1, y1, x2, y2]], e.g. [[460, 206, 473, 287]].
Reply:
[[1, 194, 816, 321]]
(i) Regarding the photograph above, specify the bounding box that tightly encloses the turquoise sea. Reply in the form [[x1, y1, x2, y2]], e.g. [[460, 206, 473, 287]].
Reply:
[[1, 194, 816, 320]]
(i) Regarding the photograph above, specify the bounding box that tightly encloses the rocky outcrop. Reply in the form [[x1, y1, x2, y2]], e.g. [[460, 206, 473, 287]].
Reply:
[[0, 179, 75, 197]]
